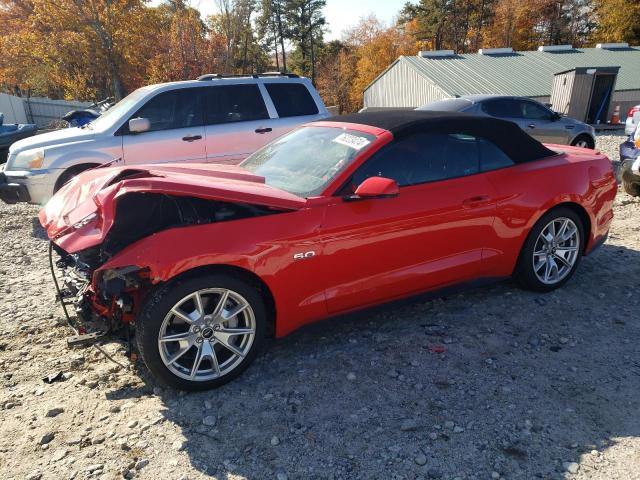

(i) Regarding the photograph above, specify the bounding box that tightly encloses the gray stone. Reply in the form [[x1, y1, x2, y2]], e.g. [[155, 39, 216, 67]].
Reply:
[[414, 453, 427, 466], [45, 407, 64, 418], [563, 462, 580, 474], [39, 432, 54, 445], [270, 436, 280, 446], [202, 415, 217, 427], [135, 459, 149, 470], [400, 419, 418, 431]]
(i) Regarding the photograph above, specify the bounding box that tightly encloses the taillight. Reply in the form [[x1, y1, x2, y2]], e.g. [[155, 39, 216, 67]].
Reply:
[[628, 106, 640, 118]]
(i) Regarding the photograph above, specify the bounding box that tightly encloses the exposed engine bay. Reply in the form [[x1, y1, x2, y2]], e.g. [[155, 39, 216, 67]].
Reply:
[[49, 192, 280, 340]]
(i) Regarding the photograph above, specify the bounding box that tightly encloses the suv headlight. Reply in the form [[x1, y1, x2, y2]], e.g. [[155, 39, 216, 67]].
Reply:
[[9, 148, 45, 170]]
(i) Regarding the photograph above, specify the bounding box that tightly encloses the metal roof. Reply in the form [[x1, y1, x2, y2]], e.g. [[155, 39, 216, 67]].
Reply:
[[379, 47, 640, 98]]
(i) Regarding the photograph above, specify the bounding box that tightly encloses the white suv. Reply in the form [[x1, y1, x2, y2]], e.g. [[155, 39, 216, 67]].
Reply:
[[0, 73, 329, 204]]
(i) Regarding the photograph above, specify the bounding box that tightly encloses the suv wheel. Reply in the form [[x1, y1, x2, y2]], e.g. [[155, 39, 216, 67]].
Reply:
[[137, 274, 266, 391], [54, 164, 99, 193], [620, 159, 640, 197]]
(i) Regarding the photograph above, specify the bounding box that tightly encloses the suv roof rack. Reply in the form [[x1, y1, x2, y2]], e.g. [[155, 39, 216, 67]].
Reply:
[[196, 72, 299, 81]]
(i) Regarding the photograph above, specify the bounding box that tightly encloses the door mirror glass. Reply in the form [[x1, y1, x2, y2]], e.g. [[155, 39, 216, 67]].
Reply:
[[347, 176, 399, 201], [129, 117, 150, 133]]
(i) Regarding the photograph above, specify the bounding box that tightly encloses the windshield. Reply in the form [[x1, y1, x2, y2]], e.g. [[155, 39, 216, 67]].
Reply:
[[241, 126, 377, 197], [88, 87, 151, 132]]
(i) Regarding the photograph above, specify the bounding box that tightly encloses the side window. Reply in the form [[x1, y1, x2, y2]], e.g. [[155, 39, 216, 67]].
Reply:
[[478, 138, 515, 172], [205, 85, 269, 125], [519, 100, 552, 120], [132, 89, 204, 132], [349, 132, 480, 189], [265, 83, 319, 117], [482, 99, 520, 118]]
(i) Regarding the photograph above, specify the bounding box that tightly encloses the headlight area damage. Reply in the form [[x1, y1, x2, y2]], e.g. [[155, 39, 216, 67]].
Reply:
[[40, 164, 304, 345]]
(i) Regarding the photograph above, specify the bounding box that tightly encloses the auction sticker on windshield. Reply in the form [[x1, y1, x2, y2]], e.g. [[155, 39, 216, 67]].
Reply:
[[332, 132, 371, 151]]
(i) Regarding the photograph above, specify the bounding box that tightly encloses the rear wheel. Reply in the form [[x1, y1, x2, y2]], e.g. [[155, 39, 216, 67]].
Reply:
[[514, 208, 584, 292], [570, 135, 595, 149], [137, 274, 266, 391]]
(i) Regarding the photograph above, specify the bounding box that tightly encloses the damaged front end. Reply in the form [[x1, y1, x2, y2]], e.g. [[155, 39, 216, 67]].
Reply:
[[50, 241, 149, 344], [41, 164, 303, 345]]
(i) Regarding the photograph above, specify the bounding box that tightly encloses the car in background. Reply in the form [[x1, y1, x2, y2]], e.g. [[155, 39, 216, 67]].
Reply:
[[418, 95, 596, 148], [40, 110, 616, 390], [0, 113, 37, 163], [625, 105, 639, 136], [619, 124, 640, 196], [0, 73, 329, 205]]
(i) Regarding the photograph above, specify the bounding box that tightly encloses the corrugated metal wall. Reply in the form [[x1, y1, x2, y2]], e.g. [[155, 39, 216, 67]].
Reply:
[[612, 90, 640, 119], [550, 71, 576, 115], [364, 61, 449, 108]]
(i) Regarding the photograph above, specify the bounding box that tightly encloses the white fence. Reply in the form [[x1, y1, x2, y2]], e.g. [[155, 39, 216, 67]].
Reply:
[[0, 93, 29, 124], [24, 97, 91, 127], [0, 93, 91, 128]]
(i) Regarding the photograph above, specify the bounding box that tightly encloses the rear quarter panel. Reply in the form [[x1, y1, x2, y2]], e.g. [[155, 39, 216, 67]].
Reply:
[[482, 147, 616, 276]]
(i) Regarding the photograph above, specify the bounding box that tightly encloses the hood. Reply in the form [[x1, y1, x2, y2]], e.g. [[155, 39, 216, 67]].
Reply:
[[40, 162, 307, 251], [9, 127, 95, 154]]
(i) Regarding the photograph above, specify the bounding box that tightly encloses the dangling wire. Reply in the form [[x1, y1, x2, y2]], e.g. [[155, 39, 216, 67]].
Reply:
[[49, 241, 127, 369]]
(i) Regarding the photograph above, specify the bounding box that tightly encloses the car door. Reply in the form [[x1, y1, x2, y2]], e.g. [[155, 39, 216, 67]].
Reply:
[[261, 82, 324, 138], [122, 88, 206, 164], [319, 132, 498, 314], [202, 84, 277, 164], [516, 99, 568, 144]]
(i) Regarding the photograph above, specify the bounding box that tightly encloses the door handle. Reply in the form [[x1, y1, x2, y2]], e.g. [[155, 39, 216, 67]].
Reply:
[[527, 123, 536, 129], [462, 195, 492, 207], [255, 127, 273, 134], [182, 135, 202, 142]]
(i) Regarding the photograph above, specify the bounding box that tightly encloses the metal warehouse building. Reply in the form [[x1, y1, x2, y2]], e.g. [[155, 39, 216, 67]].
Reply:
[[364, 43, 640, 116]]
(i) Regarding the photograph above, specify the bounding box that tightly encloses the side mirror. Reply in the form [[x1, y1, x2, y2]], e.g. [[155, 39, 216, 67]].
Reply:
[[551, 111, 562, 121], [345, 176, 399, 201], [129, 117, 150, 133]]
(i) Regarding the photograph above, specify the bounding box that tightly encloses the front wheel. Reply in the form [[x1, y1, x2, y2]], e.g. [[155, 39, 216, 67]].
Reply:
[[570, 134, 595, 149], [514, 208, 584, 292], [137, 274, 266, 391]]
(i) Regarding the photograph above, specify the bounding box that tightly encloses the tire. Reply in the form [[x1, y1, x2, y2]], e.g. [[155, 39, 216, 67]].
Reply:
[[622, 178, 640, 197], [620, 160, 640, 197], [570, 134, 595, 149], [53, 164, 99, 193], [137, 273, 266, 391], [514, 207, 585, 292]]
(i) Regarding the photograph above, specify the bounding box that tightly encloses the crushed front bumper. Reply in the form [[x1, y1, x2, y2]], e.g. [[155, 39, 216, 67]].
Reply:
[[0, 171, 31, 204]]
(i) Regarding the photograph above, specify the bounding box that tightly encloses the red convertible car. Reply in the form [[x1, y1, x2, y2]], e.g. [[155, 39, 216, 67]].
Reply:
[[40, 111, 617, 390]]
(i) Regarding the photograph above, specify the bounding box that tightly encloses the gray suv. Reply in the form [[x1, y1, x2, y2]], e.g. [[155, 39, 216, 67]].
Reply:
[[418, 95, 595, 148]]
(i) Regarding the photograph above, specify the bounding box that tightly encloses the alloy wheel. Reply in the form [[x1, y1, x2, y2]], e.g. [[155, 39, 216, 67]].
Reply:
[[575, 139, 590, 148], [532, 217, 580, 285], [158, 288, 256, 382]]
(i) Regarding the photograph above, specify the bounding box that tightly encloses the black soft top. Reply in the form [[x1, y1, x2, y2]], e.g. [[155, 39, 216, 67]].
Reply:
[[327, 110, 556, 163]]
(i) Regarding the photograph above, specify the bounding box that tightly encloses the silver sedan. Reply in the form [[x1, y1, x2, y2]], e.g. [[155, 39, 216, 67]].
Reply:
[[418, 95, 596, 148]]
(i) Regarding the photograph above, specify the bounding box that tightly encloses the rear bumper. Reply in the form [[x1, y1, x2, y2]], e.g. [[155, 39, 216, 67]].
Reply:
[[0, 171, 31, 204]]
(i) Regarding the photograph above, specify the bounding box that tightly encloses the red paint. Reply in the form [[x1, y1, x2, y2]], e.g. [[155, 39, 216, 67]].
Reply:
[[41, 123, 617, 338]]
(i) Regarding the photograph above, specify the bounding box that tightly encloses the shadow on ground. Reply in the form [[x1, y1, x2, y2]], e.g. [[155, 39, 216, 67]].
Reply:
[[102, 242, 640, 479]]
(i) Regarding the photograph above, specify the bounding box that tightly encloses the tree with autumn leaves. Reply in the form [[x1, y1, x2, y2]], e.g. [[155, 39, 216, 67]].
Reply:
[[0, 0, 638, 111]]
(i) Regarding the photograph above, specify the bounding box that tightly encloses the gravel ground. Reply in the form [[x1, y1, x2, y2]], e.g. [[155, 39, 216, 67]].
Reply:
[[0, 133, 638, 480]]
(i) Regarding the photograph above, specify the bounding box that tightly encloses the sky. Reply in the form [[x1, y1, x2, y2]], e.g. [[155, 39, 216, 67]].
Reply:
[[150, 0, 406, 40]]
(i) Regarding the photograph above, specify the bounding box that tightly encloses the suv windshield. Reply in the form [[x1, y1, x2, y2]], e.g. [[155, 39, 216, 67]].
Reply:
[[241, 126, 376, 197], [88, 87, 152, 132]]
